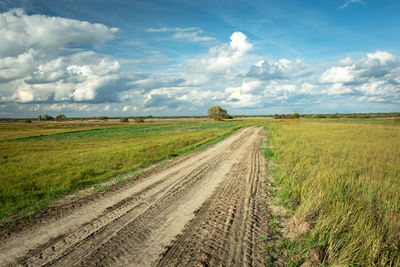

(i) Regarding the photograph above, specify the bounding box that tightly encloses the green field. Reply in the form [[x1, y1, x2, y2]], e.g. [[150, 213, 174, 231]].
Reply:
[[266, 119, 400, 266], [1, 116, 399, 265], [0, 120, 246, 225]]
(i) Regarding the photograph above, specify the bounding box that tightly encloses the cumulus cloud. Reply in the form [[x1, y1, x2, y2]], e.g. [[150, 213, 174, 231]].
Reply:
[[192, 32, 252, 75], [2, 8, 398, 116], [247, 58, 308, 80], [320, 66, 355, 83], [144, 93, 183, 109], [0, 9, 131, 105], [0, 9, 118, 57], [322, 83, 353, 95], [221, 50, 400, 112], [223, 79, 262, 108], [0, 49, 36, 82], [320, 51, 400, 101], [321, 51, 399, 85], [1, 51, 122, 103], [49, 103, 91, 112]]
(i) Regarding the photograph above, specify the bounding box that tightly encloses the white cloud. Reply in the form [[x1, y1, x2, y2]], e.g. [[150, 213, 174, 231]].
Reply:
[[223, 79, 262, 108], [145, 27, 199, 33], [247, 58, 307, 80], [318, 51, 400, 102], [146, 27, 215, 43], [322, 83, 353, 95], [320, 66, 355, 83], [2, 51, 122, 103], [340, 0, 365, 9], [365, 50, 397, 65], [358, 80, 387, 96], [15, 86, 34, 103], [0, 49, 36, 82], [49, 103, 90, 112], [0, 9, 118, 58], [172, 31, 215, 43], [338, 57, 355, 66], [193, 31, 253, 74], [321, 51, 399, 84], [0, 9, 127, 104], [122, 105, 130, 112]]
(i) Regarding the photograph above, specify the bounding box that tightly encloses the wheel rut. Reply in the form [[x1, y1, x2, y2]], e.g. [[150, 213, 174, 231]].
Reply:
[[0, 126, 269, 267], [157, 127, 268, 267]]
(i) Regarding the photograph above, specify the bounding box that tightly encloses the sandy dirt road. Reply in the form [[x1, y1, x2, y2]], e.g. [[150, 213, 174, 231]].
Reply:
[[0, 126, 270, 266]]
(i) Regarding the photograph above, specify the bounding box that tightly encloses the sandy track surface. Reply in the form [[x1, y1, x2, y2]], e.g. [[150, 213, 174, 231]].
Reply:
[[0, 126, 269, 266]]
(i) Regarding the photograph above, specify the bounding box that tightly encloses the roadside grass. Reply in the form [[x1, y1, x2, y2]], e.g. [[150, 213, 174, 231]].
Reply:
[[301, 117, 399, 124], [267, 120, 400, 266], [0, 121, 245, 227]]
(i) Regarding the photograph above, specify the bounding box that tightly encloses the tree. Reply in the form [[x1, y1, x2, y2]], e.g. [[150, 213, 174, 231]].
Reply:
[[56, 114, 67, 121], [43, 114, 54, 121], [207, 106, 230, 121], [293, 112, 300, 118]]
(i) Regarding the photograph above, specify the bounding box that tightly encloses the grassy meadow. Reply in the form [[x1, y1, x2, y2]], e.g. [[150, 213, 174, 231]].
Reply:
[[0, 119, 247, 225], [1, 115, 399, 266], [267, 119, 400, 266]]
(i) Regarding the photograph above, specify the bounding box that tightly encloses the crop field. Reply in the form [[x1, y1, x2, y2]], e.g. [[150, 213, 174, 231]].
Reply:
[[0, 119, 246, 224], [267, 119, 400, 265]]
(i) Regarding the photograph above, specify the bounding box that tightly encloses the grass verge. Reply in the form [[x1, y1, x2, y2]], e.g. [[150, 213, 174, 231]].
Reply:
[[266, 120, 400, 266]]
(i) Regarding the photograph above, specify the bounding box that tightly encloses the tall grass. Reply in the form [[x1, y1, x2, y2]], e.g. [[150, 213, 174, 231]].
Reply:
[[0, 122, 243, 224], [269, 120, 400, 266]]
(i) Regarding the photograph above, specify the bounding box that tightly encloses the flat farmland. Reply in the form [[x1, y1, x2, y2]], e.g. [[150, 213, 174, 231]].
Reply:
[[0, 120, 245, 224], [1, 117, 399, 266], [0, 122, 272, 266]]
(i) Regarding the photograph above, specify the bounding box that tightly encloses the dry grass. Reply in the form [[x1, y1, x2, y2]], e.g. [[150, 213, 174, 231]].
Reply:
[[268, 120, 400, 266]]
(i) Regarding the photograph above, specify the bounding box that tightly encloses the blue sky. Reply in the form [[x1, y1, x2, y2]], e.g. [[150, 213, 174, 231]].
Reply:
[[0, 0, 399, 117]]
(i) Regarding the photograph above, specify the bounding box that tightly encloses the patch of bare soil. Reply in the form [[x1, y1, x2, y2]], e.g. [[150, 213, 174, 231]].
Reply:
[[0, 126, 274, 267]]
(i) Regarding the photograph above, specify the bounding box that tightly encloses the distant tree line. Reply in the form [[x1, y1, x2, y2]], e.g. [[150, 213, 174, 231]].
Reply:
[[301, 112, 400, 119], [274, 113, 300, 119], [37, 114, 68, 121]]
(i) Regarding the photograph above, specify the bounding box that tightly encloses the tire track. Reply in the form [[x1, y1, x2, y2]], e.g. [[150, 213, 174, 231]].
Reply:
[[0, 126, 269, 267], [157, 127, 268, 266]]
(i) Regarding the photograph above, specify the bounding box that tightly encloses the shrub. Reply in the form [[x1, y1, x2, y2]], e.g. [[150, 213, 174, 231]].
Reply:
[[134, 117, 144, 123], [327, 114, 339, 118], [120, 117, 129, 122], [293, 112, 300, 118], [311, 114, 327, 118]]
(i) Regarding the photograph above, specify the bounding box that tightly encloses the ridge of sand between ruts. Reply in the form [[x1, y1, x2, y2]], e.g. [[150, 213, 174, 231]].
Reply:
[[0, 126, 268, 266]]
